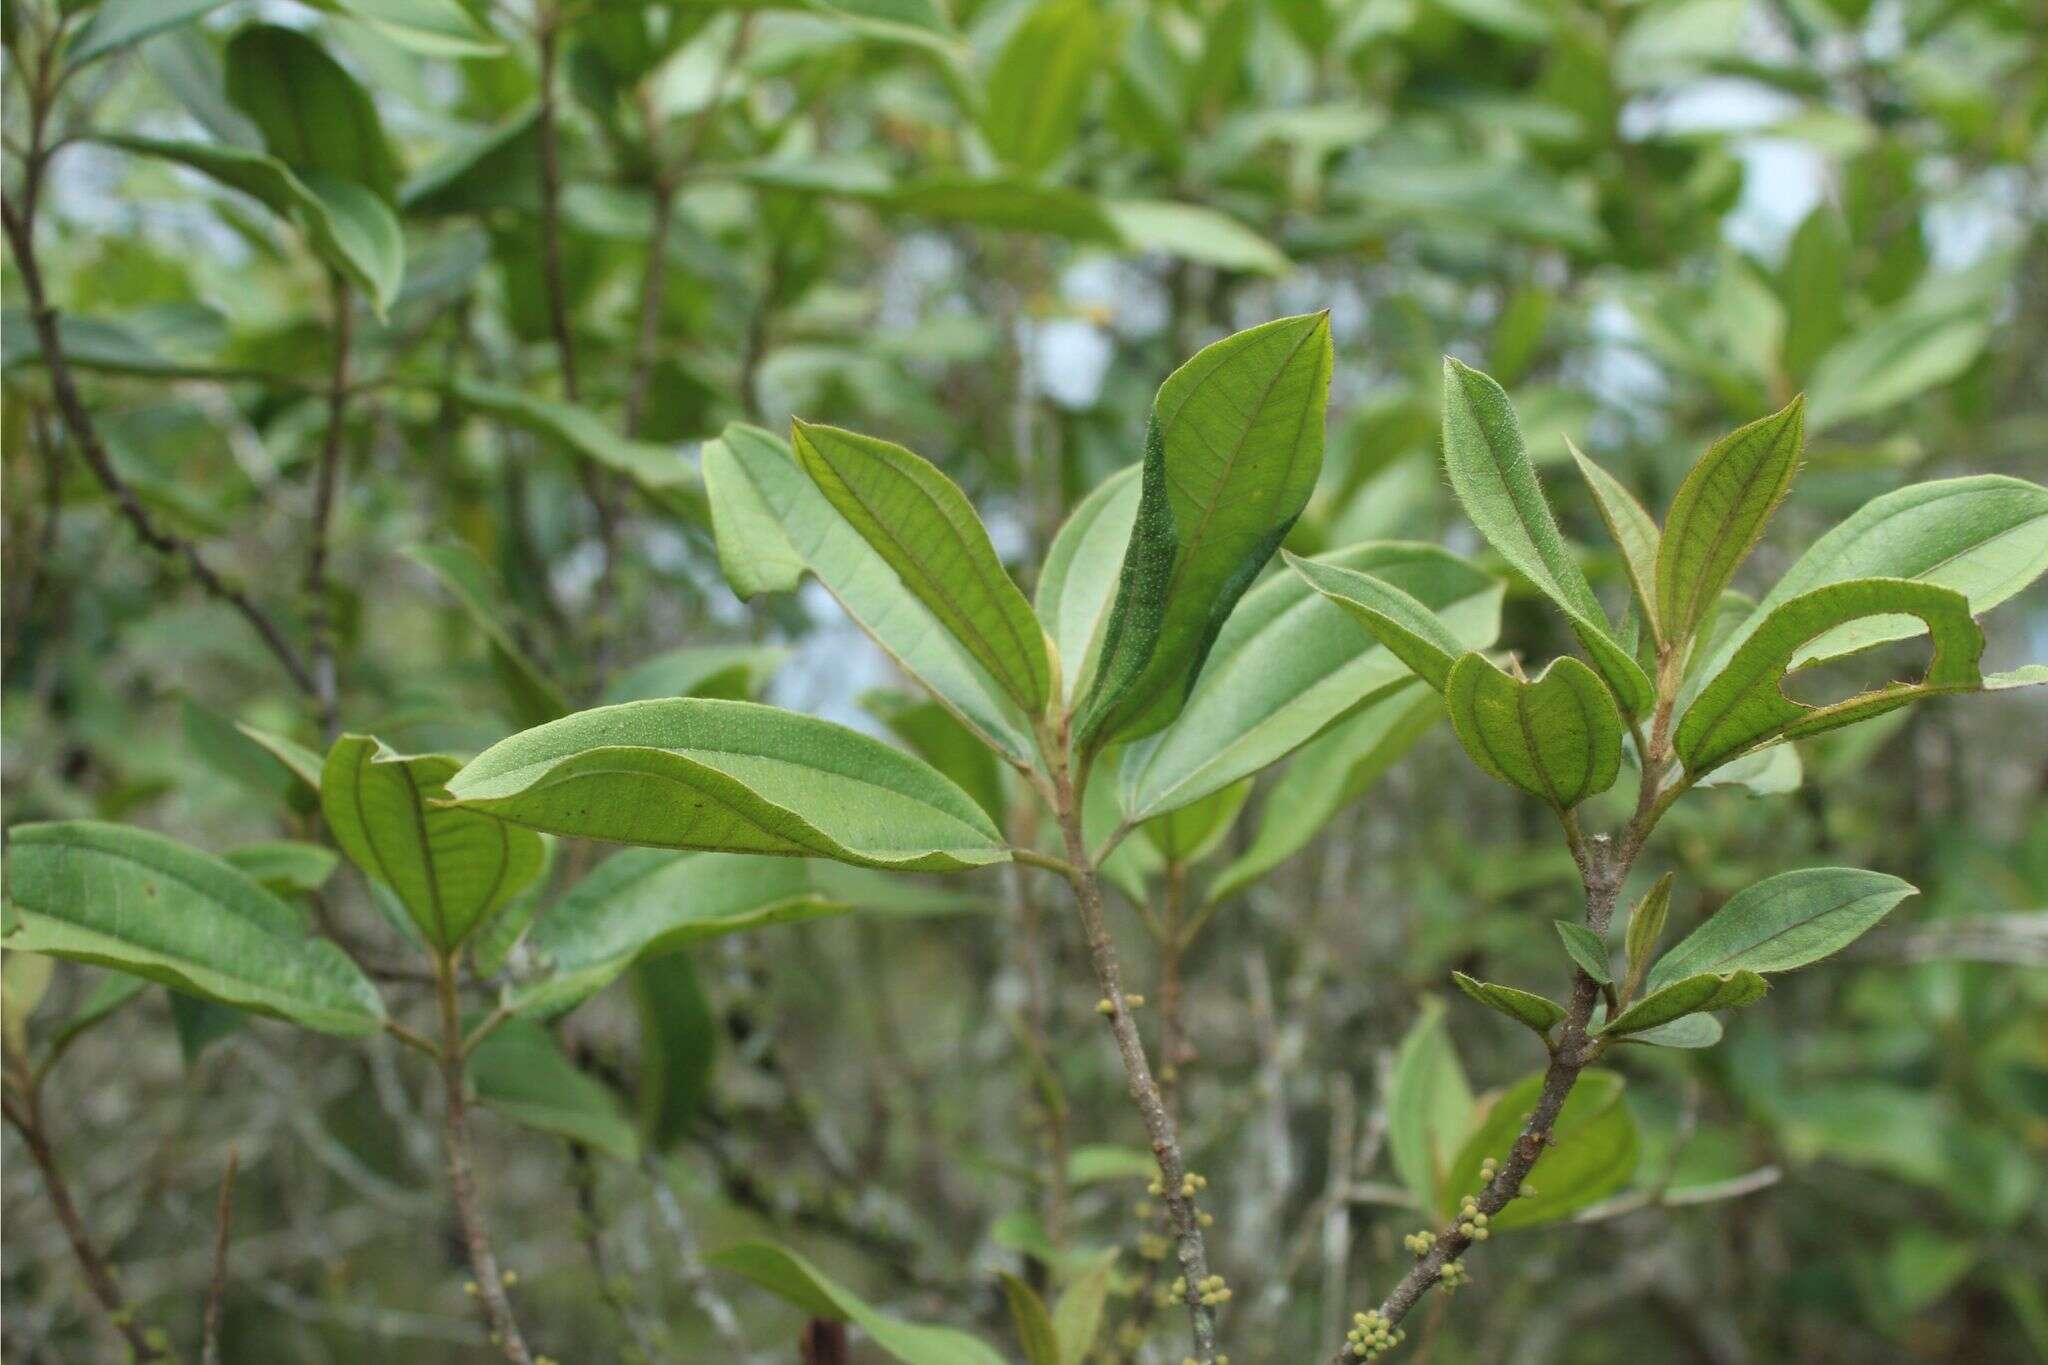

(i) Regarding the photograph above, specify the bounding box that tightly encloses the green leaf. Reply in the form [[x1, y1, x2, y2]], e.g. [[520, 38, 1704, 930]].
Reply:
[[466, 1016, 639, 1162], [66, 0, 229, 68], [1119, 542, 1500, 821], [512, 850, 846, 1015], [705, 423, 1034, 761], [400, 107, 541, 217], [1139, 777, 1250, 864], [1567, 440, 1661, 642], [1599, 970, 1767, 1036], [1103, 200, 1291, 275], [601, 645, 789, 705], [453, 380, 703, 507], [1609, 1011, 1721, 1049], [1208, 687, 1441, 902], [1623, 872, 1674, 996], [99, 136, 404, 314], [404, 543, 570, 728], [793, 421, 1050, 714], [222, 841, 339, 898], [1681, 476, 2048, 691], [1440, 358, 1651, 714], [1076, 313, 1335, 751], [892, 177, 1122, 243], [1001, 1275, 1062, 1365], [1781, 205, 1848, 384], [1036, 465, 1141, 706], [865, 691, 1008, 826], [632, 954, 716, 1153], [1646, 866, 1916, 991], [1066, 1144, 1156, 1184], [4, 822, 385, 1036], [982, 0, 1113, 175], [1282, 552, 1483, 694], [1553, 921, 1611, 985], [1675, 578, 1985, 775], [307, 0, 504, 57], [710, 1240, 1007, 1365], [1052, 1249, 1117, 1364], [1452, 971, 1566, 1033], [1445, 654, 1623, 810], [224, 25, 397, 203], [1438, 1070, 1637, 1229], [169, 992, 243, 1065], [1655, 397, 1805, 645], [445, 699, 1010, 872], [1387, 998, 1473, 1214], [321, 735, 547, 952], [1805, 297, 1991, 433], [2, 949, 55, 1058], [234, 722, 325, 792]]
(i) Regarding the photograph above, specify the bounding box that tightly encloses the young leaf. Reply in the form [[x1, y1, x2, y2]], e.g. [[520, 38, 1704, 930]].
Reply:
[[1036, 465, 1141, 706], [1623, 872, 1674, 996], [1001, 1274, 1062, 1365], [466, 1016, 639, 1163], [1646, 867, 1916, 991], [1387, 998, 1474, 1215], [405, 543, 571, 728], [511, 850, 847, 1015], [981, 0, 1113, 175], [1440, 358, 1652, 714], [1208, 688, 1441, 902], [1075, 313, 1334, 752], [1452, 971, 1567, 1033], [1119, 542, 1499, 821], [5, 822, 385, 1036], [1281, 552, 1490, 693], [1438, 1070, 1636, 1229], [223, 25, 397, 203], [792, 421, 1050, 714], [1675, 578, 1985, 774], [632, 954, 716, 1154], [1656, 397, 1805, 645], [1444, 654, 1624, 810], [1599, 970, 1767, 1036], [321, 736, 546, 953], [1567, 439, 1661, 642], [705, 423, 1034, 762], [710, 1240, 1007, 1365], [444, 699, 1011, 872], [1554, 920, 1612, 985]]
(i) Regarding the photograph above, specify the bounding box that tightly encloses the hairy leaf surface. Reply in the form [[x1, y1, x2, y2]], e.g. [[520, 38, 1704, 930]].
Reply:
[[1445, 654, 1623, 809]]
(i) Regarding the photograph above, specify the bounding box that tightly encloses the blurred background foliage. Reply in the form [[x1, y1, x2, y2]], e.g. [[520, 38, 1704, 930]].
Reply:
[[3, 0, 2046, 1360]]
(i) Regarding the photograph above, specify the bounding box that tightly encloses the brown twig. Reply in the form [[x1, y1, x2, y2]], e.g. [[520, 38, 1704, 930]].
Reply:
[[202, 1146, 241, 1365], [303, 270, 354, 737]]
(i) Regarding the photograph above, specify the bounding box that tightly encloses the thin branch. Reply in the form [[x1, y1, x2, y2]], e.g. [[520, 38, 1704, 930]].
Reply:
[[202, 1146, 240, 1365], [303, 270, 354, 738]]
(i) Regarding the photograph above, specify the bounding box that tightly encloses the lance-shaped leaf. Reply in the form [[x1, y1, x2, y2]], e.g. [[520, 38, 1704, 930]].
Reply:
[[710, 1240, 1008, 1365], [633, 955, 717, 1154], [511, 850, 848, 1015], [4, 822, 385, 1036], [1599, 970, 1767, 1036], [1623, 872, 1674, 997], [1283, 551, 1486, 694], [981, 0, 1113, 175], [1554, 921, 1612, 985], [1568, 440, 1661, 642], [322, 736, 547, 952], [406, 543, 570, 728], [445, 699, 1010, 872], [793, 421, 1050, 714], [1438, 1070, 1636, 1229], [67, 0, 232, 67], [306, 0, 503, 57], [1680, 476, 2048, 705], [1119, 542, 1500, 821], [1140, 778, 1251, 864], [1452, 972, 1566, 1034], [1387, 998, 1474, 1214], [1656, 397, 1805, 645], [1003, 1276, 1061, 1365], [454, 381, 703, 509], [1441, 359, 1652, 714], [224, 25, 397, 202], [704, 424, 1034, 762], [98, 136, 404, 314], [1036, 465, 1141, 706], [1075, 313, 1334, 751], [1646, 867, 1916, 992], [466, 1016, 639, 1163], [1208, 687, 1441, 902], [1445, 654, 1623, 809], [1675, 578, 1985, 775]]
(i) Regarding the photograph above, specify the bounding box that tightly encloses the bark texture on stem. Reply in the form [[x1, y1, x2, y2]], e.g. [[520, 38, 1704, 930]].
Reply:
[[1049, 759, 1219, 1361], [436, 967, 533, 1364]]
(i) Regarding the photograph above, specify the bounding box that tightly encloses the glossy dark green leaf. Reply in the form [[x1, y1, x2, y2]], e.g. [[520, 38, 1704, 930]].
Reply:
[[710, 1241, 1006, 1365], [321, 735, 547, 952], [466, 1016, 638, 1163], [1452, 971, 1566, 1033], [1440, 358, 1651, 714], [1076, 313, 1333, 752], [1656, 397, 1804, 645], [1445, 653, 1623, 809], [1646, 867, 1916, 991], [793, 421, 1049, 713], [446, 699, 1010, 872], [5, 822, 384, 1036], [224, 25, 397, 203], [1599, 970, 1767, 1036], [1554, 920, 1611, 985], [1438, 1070, 1636, 1229]]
